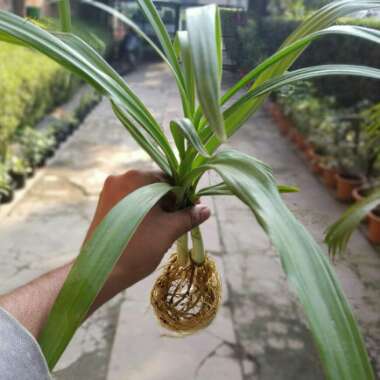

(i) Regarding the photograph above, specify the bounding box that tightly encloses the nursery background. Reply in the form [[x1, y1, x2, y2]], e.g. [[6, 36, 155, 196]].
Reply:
[[0, 0, 379, 379]]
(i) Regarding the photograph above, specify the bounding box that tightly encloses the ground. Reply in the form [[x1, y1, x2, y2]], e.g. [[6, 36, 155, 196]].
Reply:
[[0, 63, 379, 380]]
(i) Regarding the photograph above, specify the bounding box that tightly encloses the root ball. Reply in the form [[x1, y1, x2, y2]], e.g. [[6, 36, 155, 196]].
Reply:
[[150, 253, 221, 334]]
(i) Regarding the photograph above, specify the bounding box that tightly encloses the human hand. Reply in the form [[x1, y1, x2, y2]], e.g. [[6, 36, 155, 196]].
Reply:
[[85, 170, 210, 299]]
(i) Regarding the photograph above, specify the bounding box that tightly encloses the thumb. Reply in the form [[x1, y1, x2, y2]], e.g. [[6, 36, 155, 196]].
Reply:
[[168, 205, 211, 238]]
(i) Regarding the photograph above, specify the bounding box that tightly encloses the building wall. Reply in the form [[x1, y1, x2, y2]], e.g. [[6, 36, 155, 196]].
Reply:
[[0, 0, 12, 11], [199, 0, 248, 8], [180, 0, 248, 9]]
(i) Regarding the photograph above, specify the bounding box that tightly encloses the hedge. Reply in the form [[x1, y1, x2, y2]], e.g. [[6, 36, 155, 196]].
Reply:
[[235, 16, 380, 106], [0, 19, 112, 159]]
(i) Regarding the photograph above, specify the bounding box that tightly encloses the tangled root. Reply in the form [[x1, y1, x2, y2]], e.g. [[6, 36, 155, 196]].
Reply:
[[151, 253, 221, 334]]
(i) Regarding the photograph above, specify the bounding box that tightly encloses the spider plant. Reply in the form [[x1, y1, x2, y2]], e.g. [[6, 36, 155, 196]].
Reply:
[[1, 0, 380, 378]]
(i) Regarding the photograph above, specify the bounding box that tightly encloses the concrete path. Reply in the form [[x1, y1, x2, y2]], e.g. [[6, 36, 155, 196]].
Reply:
[[0, 63, 379, 380]]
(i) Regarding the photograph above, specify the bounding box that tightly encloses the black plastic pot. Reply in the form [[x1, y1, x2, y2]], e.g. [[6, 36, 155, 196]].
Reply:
[[0, 188, 14, 204], [36, 156, 46, 168], [45, 148, 55, 159], [10, 172, 26, 190], [27, 167, 35, 178], [55, 131, 67, 143]]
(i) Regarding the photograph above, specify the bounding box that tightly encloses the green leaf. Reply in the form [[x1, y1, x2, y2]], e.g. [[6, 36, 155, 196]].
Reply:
[[176, 31, 196, 115], [197, 182, 233, 197], [134, 0, 190, 116], [221, 25, 380, 107], [39, 182, 173, 369], [197, 182, 298, 197], [197, 64, 380, 162], [325, 188, 380, 257], [200, 0, 380, 153], [112, 103, 171, 174], [215, 6, 223, 83], [224, 64, 380, 128], [58, 0, 72, 32], [277, 184, 299, 193], [170, 119, 210, 158], [187, 5, 225, 141], [82, 0, 191, 118], [0, 11, 178, 176], [200, 149, 374, 380]]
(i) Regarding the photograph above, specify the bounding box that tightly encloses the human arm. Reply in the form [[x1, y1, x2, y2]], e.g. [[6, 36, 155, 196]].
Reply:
[[0, 169, 210, 338]]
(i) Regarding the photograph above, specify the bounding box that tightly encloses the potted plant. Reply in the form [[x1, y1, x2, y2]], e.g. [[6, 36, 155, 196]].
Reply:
[[0, 162, 13, 204], [354, 102, 380, 195], [6, 152, 29, 189], [307, 104, 336, 175], [17, 127, 56, 168], [326, 187, 380, 250], [271, 95, 293, 135], [1, 1, 380, 378]]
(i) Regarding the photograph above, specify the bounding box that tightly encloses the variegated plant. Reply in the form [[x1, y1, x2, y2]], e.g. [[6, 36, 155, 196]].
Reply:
[[1, 0, 380, 378]]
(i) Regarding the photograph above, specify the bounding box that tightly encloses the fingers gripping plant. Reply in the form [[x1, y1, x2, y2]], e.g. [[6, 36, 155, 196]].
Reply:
[[1, 0, 380, 377]]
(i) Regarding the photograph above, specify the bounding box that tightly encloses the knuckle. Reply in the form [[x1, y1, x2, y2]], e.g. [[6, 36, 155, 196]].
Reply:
[[103, 175, 117, 189], [123, 169, 140, 180]]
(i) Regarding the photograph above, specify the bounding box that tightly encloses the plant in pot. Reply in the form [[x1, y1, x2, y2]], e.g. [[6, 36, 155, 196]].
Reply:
[[5, 150, 30, 189], [309, 113, 336, 179], [17, 126, 56, 168], [333, 114, 367, 202], [271, 91, 294, 135], [326, 186, 380, 249], [318, 111, 361, 190], [0, 162, 13, 204], [348, 101, 380, 234], [75, 90, 102, 122], [308, 98, 335, 176], [291, 95, 325, 152], [2, 1, 380, 378], [353, 102, 380, 201], [274, 82, 311, 136], [335, 146, 366, 202]]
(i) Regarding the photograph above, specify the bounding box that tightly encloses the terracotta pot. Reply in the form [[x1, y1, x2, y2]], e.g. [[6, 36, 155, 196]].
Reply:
[[296, 134, 307, 151], [281, 120, 292, 136], [352, 187, 364, 203], [310, 158, 323, 175], [302, 141, 313, 153], [352, 186, 373, 223], [335, 174, 364, 202], [289, 128, 298, 144], [322, 166, 338, 189], [304, 148, 315, 162], [266, 102, 277, 118], [368, 209, 380, 244]]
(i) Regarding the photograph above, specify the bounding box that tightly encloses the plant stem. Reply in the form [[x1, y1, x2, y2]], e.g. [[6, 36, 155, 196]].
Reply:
[[58, 0, 72, 33], [190, 226, 205, 265], [176, 233, 189, 267]]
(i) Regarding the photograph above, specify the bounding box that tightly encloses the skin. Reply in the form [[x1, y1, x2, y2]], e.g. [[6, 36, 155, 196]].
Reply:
[[0, 170, 210, 338]]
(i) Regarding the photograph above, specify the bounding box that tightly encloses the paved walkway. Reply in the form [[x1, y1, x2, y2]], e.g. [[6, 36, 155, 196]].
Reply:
[[0, 63, 379, 380]]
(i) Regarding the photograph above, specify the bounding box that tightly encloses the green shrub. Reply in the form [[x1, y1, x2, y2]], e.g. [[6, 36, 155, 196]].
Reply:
[[0, 162, 12, 199], [0, 44, 76, 146], [237, 16, 380, 106], [0, 19, 111, 162], [15, 126, 56, 168]]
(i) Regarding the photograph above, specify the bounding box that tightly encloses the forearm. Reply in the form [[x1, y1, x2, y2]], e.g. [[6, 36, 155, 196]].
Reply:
[[0, 264, 72, 338], [0, 262, 127, 338]]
